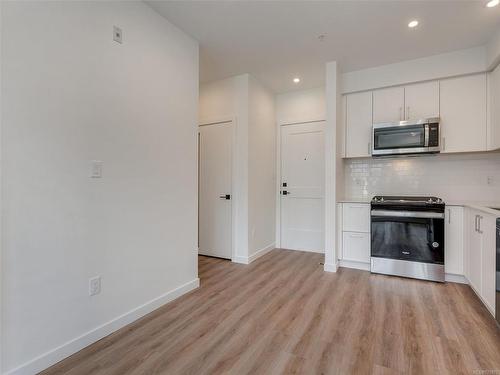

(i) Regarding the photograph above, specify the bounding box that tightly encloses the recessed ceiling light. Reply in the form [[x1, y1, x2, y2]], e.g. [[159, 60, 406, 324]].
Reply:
[[408, 20, 419, 28], [293, 77, 300, 83], [487, 0, 499, 7]]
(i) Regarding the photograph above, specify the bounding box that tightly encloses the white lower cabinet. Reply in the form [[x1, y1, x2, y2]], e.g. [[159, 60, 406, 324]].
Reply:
[[338, 203, 371, 268], [342, 232, 370, 263], [342, 203, 370, 232], [444, 206, 464, 275], [481, 214, 496, 313], [465, 207, 496, 315]]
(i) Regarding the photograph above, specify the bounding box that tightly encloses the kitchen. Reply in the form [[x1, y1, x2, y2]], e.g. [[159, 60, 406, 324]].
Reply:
[[4, 2, 500, 374], [335, 62, 500, 324]]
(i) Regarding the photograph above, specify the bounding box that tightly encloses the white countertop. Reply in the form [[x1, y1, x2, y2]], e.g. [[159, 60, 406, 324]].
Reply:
[[338, 197, 500, 217]]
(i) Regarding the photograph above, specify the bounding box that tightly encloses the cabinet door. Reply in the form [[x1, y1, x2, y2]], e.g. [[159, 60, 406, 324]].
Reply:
[[345, 92, 372, 158], [373, 86, 404, 123], [445, 206, 464, 275], [440, 74, 487, 153], [480, 214, 496, 314], [342, 232, 370, 263], [342, 203, 370, 233], [404, 81, 439, 120], [488, 65, 500, 150], [467, 209, 482, 294]]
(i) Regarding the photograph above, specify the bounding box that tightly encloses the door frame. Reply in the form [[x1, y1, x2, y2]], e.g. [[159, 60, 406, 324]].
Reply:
[[198, 117, 236, 261], [275, 119, 326, 250]]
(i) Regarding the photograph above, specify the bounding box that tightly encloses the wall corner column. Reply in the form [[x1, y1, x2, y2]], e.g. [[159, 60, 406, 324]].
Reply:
[[324, 61, 339, 272]]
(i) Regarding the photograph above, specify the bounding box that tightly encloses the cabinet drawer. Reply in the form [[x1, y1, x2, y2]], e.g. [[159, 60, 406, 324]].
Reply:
[[342, 232, 370, 263], [342, 203, 370, 232]]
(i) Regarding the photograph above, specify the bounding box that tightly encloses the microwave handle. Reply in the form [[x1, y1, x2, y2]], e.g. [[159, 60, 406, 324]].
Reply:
[[424, 124, 430, 147]]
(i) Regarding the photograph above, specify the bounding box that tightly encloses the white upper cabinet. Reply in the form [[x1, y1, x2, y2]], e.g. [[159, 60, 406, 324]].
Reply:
[[488, 64, 500, 150], [373, 86, 404, 123], [440, 74, 487, 153], [345, 91, 372, 158], [404, 81, 439, 120]]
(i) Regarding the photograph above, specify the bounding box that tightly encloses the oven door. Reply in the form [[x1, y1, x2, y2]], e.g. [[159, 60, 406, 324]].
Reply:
[[372, 124, 427, 156], [371, 210, 444, 264]]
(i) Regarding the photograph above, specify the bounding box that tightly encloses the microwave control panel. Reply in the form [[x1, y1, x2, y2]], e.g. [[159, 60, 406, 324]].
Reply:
[[428, 123, 439, 147]]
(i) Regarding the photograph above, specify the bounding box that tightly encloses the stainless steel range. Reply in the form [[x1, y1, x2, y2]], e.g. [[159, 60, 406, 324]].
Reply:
[[370, 196, 445, 282]]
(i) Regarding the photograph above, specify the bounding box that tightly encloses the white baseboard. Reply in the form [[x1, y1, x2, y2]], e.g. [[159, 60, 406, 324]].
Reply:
[[6, 278, 200, 375], [339, 260, 370, 271], [323, 262, 338, 273], [232, 243, 275, 265], [285, 248, 324, 254], [445, 273, 468, 284]]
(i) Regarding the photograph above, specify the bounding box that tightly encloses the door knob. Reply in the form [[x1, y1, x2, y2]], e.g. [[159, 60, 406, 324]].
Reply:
[[219, 194, 231, 200]]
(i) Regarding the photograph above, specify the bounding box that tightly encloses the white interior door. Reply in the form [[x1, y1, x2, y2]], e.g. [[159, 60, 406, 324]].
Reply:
[[199, 122, 232, 259], [280, 122, 325, 252]]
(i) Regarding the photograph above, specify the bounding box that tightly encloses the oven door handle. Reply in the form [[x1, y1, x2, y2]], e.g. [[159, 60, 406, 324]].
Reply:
[[371, 210, 445, 219]]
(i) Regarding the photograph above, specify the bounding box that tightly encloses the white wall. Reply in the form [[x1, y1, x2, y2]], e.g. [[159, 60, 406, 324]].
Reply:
[[487, 29, 500, 70], [248, 76, 276, 257], [275, 87, 325, 125], [1, 1, 199, 374], [344, 153, 500, 203], [341, 46, 487, 94]]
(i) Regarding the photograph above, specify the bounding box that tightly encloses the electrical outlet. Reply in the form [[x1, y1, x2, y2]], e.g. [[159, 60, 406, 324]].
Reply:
[[90, 160, 103, 178], [487, 176, 494, 185], [89, 276, 101, 296], [113, 26, 122, 44]]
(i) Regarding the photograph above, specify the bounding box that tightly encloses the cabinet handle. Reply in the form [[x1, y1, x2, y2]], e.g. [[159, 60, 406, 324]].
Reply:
[[407, 106, 410, 120], [478, 216, 483, 234], [399, 107, 403, 121], [474, 215, 479, 232]]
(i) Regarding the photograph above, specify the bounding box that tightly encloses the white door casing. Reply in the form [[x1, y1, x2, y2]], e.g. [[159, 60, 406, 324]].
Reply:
[[199, 122, 232, 259], [280, 122, 325, 252]]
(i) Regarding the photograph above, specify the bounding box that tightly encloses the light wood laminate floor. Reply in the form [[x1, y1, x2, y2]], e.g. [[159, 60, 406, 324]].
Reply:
[[43, 249, 500, 375]]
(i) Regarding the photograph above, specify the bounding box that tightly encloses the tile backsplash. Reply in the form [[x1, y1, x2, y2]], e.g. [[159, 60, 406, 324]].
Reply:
[[344, 152, 500, 202]]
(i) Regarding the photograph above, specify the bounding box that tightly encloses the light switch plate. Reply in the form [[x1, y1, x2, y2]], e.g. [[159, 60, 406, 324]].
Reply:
[[89, 276, 101, 296], [113, 26, 122, 44], [90, 160, 103, 178]]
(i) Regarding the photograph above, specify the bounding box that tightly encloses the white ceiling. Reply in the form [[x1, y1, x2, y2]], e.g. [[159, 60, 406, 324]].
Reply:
[[147, 1, 500, 93]]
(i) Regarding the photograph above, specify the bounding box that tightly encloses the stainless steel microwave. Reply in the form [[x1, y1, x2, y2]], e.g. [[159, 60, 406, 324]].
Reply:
[[372, 118, 440, 157]]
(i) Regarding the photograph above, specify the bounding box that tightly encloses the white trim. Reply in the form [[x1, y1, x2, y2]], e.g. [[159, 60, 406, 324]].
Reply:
[[278, 118, 326, 127], [323, 262, 338, 273], [445, 273, 468, 284], [232, 243, 275, 265], [339, 260, 370, 271], [284, 248, 324, 254], [5, 278, 200, 375], [199, 116, 234, 127], [275, 119, 282, 248]]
